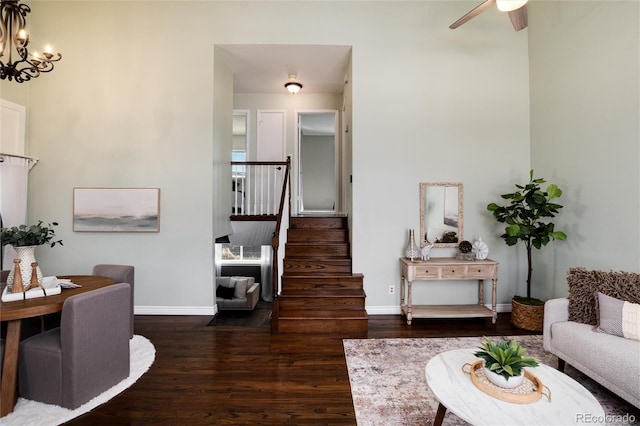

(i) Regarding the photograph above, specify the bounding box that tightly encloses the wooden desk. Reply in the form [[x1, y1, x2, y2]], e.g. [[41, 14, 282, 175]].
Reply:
[[399, 258, 498, 325], [0, 275, 115, 417]]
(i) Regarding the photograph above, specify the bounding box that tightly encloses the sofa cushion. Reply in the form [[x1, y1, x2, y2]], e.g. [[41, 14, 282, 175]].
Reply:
[[550, 321, 640, 406], [219, 297, 248, 309], [216, 285, 235, 299], [231, 277, 249, 299], [567, 267, 640, 325]]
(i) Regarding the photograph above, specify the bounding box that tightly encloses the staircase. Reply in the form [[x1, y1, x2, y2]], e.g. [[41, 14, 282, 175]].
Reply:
[[272, 216, 368, 337]]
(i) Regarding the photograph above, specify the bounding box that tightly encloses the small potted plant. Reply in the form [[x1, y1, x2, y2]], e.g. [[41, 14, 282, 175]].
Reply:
[[474, 337, 539, 389], [1, 221, 63, 289], [486, 170, 567, 331]]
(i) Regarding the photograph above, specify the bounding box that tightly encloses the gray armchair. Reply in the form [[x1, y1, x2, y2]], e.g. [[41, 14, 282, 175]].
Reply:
[[92, 264, 135, 338], [216, 276, 260, 310], [18, 283, 131, 409]]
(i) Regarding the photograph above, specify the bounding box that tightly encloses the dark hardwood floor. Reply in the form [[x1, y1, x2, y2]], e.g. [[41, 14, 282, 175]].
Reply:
[[67, 313, 538, 425]]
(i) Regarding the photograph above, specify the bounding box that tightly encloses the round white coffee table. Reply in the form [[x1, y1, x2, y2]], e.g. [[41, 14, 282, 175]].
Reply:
[[425, 348, 605, 426]]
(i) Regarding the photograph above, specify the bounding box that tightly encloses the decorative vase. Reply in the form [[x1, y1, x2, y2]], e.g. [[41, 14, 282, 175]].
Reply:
[[6, 245, 43, 291], [472, 237, 489, 260], [483, 366, 525, 389], [404, 229, 420, 261]]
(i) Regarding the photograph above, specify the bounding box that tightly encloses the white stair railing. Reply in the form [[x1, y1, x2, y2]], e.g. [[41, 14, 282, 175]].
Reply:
[[231, 161, 287, 216]]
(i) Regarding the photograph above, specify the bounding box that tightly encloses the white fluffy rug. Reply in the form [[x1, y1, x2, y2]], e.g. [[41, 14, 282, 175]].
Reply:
[[344, 335, 639, 426], [1, 335, 155, 426]]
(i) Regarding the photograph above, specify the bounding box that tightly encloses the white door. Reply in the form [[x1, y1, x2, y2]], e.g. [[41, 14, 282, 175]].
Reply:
[[0, 100, 29, 269], [254, 110, 285, 214], [0, 99, 26, 156], [257, 110, 285, 161]]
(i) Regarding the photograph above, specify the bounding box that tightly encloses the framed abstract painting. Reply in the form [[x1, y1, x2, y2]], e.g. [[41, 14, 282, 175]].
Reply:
[[73, 187, 160, 232]]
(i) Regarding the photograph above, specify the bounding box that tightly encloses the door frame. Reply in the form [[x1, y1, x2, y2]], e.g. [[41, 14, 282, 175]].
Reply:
[[295, 109, 340, 215]]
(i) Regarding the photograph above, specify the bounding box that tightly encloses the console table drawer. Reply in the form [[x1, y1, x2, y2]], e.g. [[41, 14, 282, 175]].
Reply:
[[441, 266, 466, 278], [466, 264, 495, 278], [414, 266, 439, 278]]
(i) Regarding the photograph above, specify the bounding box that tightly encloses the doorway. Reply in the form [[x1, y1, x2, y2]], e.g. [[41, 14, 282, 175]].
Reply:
[[297, 111, 339, 214]]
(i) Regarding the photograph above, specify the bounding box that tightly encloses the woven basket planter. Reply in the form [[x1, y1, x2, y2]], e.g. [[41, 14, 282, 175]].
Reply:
[[511, 299, 544, 331]]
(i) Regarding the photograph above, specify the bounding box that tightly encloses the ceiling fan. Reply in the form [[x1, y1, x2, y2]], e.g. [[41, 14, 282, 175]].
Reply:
[[450, 0, 528, 31]]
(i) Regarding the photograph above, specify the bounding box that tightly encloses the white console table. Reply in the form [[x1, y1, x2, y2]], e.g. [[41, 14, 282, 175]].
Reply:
[[399, 257, 498, 325]]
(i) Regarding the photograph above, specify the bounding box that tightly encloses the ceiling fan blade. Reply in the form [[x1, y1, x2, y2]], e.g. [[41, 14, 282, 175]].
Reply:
[[449, 0, 496, 29], [508, 5, 528, 31]]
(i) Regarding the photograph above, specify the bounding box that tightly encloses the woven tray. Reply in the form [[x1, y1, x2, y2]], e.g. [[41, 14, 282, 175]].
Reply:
[[462, 361, 551, 404]]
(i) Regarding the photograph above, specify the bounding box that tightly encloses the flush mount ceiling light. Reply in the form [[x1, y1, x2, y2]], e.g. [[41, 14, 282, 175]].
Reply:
[[284, 74, 303, 94], [0, 0, 62, 83]]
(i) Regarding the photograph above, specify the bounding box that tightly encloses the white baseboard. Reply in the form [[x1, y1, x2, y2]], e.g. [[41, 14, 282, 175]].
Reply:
[[133, 304, 510, 316], [365, 303, 512, 315], [135, 306, 216, 315]]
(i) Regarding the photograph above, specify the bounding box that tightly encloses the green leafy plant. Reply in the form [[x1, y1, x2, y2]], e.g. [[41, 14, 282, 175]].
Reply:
[[1, 221, 63, 248], [474, 337, 539, 380], [487, 170, 567, 300]]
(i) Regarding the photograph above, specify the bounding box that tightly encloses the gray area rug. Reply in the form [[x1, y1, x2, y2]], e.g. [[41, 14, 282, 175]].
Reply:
[[344, 335, 639, 426], [208, 300, 271, 327]]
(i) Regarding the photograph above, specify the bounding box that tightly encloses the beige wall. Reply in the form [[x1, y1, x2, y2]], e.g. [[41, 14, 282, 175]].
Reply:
[[0, 1, 636, 313]]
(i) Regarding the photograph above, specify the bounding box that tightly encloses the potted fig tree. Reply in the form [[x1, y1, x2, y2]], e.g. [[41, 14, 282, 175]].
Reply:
[[486, 170, 567, 331]]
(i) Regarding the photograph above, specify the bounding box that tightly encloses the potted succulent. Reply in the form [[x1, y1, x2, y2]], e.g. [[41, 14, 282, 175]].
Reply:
[[1, 221, 63, 289], [486, 170, 567, 331], [474, 337, 540, 389]]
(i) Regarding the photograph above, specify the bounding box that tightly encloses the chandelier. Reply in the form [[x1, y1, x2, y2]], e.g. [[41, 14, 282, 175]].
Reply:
[[0, 0, 61, 83]]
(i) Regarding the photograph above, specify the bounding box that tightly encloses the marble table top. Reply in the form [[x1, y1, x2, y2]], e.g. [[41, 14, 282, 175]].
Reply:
[[425, 348, 605, 426]]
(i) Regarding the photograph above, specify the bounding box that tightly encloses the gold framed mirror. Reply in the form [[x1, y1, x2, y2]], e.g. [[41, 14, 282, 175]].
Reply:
[[419, 182, 463, 248]]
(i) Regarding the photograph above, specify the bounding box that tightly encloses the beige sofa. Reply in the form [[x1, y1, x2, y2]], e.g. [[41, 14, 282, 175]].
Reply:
[[216, 276, 260, 311], [543, 267, 640, 409]]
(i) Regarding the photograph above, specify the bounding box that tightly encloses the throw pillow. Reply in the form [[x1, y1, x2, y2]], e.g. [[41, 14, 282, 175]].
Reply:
[[216, 277, 231, 287], [216, 285, 235, 300], [231, 277, 249, 299], [595, 292, 640, 341], [567, 267, 640, 325], [595, 292, 625, 336]]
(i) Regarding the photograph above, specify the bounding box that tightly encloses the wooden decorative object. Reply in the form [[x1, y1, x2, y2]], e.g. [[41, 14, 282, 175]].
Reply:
[[30, 262, 43, 289], [462, 360, 551, 404], [11, 259, 24, 293], [455, 253, 475, 261], [511, 299, 544, 331]]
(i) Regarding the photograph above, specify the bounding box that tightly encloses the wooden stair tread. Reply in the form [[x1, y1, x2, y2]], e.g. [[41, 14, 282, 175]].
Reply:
[[287, 229, 348, 242], [280, 288, 365, 297], [289, 216, 347, 229], [284, 246, 350, 258], [282, 275, 363, 282], [278, 309, 368, 319]]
